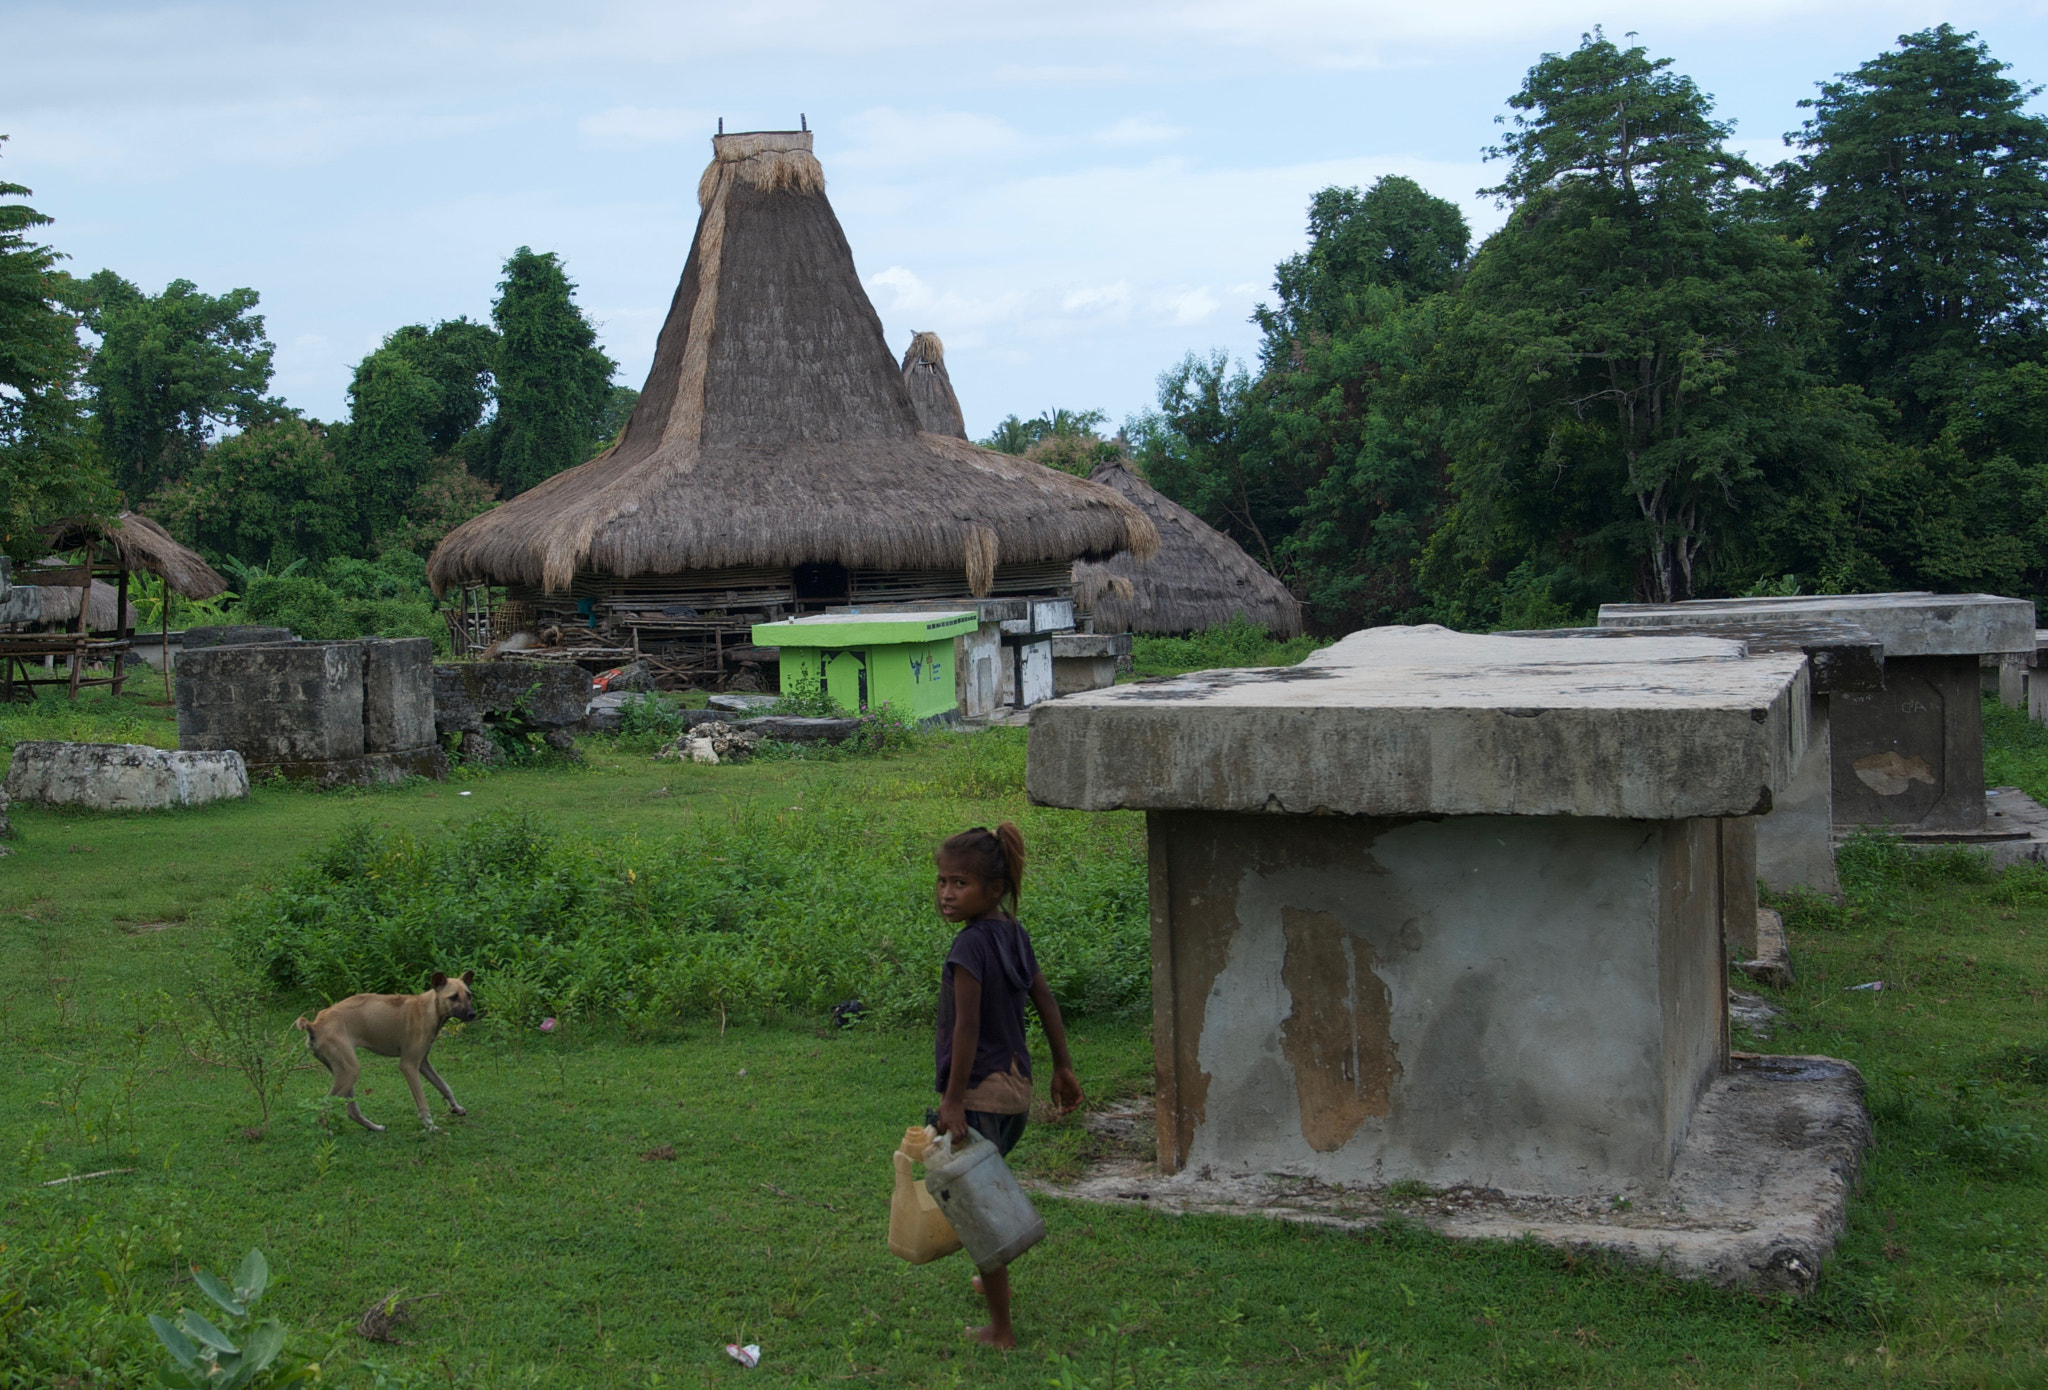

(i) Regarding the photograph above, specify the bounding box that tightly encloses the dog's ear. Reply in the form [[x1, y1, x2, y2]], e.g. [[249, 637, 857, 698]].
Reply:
[[431, 971, 448, 988], [461, 971, 475, 985]]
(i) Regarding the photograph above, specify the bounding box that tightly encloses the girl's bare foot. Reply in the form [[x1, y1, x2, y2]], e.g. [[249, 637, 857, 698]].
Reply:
[[965, 1323, 1017, 1349]]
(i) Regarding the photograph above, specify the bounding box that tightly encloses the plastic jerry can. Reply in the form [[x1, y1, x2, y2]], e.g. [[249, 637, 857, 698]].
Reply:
[[888, 1126, 962, 1264], [922, 1126, 1047, 1273]]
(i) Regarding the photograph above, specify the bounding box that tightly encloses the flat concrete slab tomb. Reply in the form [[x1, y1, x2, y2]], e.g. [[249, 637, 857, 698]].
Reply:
[[1026, 625, 1869, 1291], [1600, 592, 2044, 872]]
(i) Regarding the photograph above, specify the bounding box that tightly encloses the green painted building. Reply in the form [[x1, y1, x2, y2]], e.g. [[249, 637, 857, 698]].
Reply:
[[751, 611, 976, 722]]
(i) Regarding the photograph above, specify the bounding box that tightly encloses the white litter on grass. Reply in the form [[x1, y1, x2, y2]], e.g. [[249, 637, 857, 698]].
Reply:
[[459, 790, 472, 796], [1846, 981, 1885, 991], [725, 1343, 760, 1368]]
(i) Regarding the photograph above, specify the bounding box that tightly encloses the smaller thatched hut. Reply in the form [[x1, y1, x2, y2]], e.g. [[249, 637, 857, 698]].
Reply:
[[40, 511, 231, 609], [1073, 457, 1302, 637], [900, 332, 967, 439], [3, 510, 231, 698], [27, 577, 122, 631]]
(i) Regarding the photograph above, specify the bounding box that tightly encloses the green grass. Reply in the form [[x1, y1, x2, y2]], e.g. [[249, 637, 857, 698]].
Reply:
[[1, 684, 2046, 1385], [1130, 616, 1329, 678]]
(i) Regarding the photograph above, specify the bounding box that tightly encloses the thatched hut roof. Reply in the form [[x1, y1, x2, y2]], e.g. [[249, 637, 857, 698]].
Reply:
[[42, 510, 229, 600], [28, 577, 122, 630], [901, 331, 967, 439], [428, 130, 1154, 598], [1073, 456, 1302, 637]]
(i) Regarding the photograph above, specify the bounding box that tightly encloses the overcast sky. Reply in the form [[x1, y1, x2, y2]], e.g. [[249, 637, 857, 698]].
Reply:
[[7, 2, 2046, 439]]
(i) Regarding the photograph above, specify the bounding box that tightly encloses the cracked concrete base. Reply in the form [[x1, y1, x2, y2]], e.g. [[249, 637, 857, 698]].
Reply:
[[1034, 1054, 1869, 1295]]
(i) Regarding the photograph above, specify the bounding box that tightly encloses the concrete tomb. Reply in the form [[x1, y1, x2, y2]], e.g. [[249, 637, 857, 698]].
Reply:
[[177, 638, 444, 785], [1030, 625, 1824, 1198], [1050, 632, 1130, 696], [432, 659, 592, 738], [1600, 592, 2036, 848], [5, 741, 248, 811], [1572, 615, 1888, 897], [1028, 625, 1870, 1286]]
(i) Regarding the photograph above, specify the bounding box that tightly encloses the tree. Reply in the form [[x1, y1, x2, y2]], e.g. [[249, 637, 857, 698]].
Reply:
[[151, 417, 355, 569], [1132, 176, 1471, 631], [1430, 32, 1856, 610], [335, 347, 441, 549], [1257, 176, 1469, 345], [1778, 25, 2048, 434], [978, 408, 1119, 475], [0, 136, 113, 560], [67, 270, 277, 498], [484, 247, 615, 495], [380, 317, 498, 453]]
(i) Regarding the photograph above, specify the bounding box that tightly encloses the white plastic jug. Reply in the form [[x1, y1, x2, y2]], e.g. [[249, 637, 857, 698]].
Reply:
[[888, 1126, 962, 1264], [922, 1126, 1047, 1273]]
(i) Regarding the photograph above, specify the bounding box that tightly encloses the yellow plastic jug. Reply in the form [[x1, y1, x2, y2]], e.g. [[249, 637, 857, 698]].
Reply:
[[888, 1125, 963, 1264]]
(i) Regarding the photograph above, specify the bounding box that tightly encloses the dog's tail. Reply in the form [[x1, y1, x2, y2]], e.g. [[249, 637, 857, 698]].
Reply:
[[293, 1016, 312, 1033]]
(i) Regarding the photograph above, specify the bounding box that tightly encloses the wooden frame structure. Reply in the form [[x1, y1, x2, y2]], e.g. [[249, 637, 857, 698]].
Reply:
[[0, 512, 228, 703]]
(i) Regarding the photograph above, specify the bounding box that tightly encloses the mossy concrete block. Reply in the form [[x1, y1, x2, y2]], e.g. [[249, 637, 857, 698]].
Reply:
[[433, 662, 592, 735], [363, 639, 435, 752], [4, 741, 248, 811], [176, 641, 365, 762]]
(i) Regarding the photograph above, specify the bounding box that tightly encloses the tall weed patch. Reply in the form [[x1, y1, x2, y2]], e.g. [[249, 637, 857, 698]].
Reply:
[[229, 805, 1147, 1027]]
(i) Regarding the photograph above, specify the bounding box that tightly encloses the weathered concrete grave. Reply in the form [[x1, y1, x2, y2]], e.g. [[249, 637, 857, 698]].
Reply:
[[433, 660, 592, 759], [1027, 625, 1869, 1285], [1601, 593, 2035, 846], [1576, 615, 1888, 898], [177, 638, 443, 785], [5, 741, 247, 811]]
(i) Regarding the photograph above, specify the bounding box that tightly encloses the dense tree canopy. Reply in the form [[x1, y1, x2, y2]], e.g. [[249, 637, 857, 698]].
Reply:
[[0, 137, 112, 560], [66, 269, 276, 499], [1779, 24, 2048, 434], [484, 247, 616, 496], [1131, 26, 2048, 631]]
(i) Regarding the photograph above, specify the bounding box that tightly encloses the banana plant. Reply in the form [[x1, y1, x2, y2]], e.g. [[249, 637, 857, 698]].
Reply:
[[149, 1248, 324, 1388]]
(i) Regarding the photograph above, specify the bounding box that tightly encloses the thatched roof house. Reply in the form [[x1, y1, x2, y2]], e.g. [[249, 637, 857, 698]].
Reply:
[[428, 130, 1152, 635], [901, 332, 967, 439], [1073, 456, 1302, 637]]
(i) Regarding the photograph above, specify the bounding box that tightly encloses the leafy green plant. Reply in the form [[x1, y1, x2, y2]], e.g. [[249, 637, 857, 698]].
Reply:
[[185, 967, 303, 1132], [150, 1248, 330, 1388], [767, 665, 846, 718], [230, 804, 1148, 1029]]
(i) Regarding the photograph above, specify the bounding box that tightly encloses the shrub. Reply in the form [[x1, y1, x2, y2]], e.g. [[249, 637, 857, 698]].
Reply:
[[230, 805, 1149, 1028], [240, 574, 448, 654]]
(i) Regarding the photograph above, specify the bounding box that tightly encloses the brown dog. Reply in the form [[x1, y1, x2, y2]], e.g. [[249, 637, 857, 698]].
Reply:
[[296, 971, 477, 1132]]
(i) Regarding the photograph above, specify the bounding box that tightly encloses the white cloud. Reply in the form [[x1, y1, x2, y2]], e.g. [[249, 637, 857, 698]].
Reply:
[[1154, 286, 1220, 324], [1061, 282, 1133, 315]]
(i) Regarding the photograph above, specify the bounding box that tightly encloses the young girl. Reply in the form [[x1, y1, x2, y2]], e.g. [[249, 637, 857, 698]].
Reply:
[[932, 822, 1082, 1350]]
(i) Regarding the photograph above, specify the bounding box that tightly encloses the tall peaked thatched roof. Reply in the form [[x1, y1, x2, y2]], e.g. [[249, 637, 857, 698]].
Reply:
[[42, 510, 229, 600], [427, 130, 1153, 597], [900, 331, 967, 438], [1073, 456, 1302, 637]]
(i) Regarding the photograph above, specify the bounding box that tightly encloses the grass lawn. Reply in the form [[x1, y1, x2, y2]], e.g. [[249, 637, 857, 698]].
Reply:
[[1, 672, 2045, 1387]]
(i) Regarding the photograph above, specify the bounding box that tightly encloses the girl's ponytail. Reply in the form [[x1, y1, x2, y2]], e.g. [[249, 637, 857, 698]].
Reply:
[[995, 821, 1026, 905]]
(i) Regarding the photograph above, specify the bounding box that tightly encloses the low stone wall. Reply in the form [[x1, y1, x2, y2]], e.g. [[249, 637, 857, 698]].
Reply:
[[4, 741, 247, 811]]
